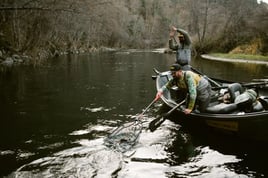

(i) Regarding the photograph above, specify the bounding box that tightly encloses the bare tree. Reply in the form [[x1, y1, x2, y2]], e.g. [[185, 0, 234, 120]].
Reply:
[[0, 0, 267, 59]]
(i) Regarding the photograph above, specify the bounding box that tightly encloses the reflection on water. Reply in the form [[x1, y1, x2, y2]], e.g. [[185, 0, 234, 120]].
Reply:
[[1, 51, 268, 177], [10, 119, 245, 178], [167, 146, 242, 178], [192, 58, 268, 82]]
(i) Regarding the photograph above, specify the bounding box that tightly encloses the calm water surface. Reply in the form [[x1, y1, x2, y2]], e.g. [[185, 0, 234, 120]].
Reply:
[[1, 50, 268, 177]]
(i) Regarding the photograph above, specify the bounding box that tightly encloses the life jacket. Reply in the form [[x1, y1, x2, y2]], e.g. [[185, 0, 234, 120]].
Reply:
[[172, 71, 201, 90]]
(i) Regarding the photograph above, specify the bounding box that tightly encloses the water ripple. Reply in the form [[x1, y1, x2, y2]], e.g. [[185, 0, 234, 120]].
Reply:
[[11, 119, 249, 178], [167, 146, 244, 178]]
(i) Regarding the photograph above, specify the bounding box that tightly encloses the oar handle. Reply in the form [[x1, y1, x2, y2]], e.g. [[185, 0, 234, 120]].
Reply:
[[167, 99, 185, 115], [212, 81, 268, 90]]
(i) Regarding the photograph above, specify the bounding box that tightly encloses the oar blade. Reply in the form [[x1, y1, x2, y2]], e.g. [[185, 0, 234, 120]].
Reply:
[[149, 115, 166, 132], [149, 99, 186, 132]]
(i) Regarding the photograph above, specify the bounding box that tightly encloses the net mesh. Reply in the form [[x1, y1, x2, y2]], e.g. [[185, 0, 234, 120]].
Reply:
[[104, 119, 143, 153]]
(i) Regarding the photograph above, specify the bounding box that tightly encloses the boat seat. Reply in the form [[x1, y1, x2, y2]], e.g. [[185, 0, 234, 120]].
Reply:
[[206, 103, 237, 114], [234, 89, 257, 111], [252, 101, 263, 112], [228, 83, 244, 102], [258, 96, 268, 110]]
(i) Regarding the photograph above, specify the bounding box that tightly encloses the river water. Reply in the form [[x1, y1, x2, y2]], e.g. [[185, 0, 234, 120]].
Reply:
[[1, 50, 268, 178]]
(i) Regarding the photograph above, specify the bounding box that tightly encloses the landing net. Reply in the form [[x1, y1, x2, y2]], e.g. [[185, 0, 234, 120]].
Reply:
[[104, 118, 143, 153]]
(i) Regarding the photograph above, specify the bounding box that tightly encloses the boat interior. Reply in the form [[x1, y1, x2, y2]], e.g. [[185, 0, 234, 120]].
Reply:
[[169, 82, 268, 114], [206, 83, 268, 114]]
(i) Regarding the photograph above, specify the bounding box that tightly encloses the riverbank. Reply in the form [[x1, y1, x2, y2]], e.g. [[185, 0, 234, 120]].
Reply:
[[2, 48, 268, 68], [0, 46, 117, 68], [201, 54, 268, 65]]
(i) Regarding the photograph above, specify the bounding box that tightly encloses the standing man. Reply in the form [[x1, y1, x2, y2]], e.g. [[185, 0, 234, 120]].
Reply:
[[155, 64, 211, 114], [169, 26, 192, 70]]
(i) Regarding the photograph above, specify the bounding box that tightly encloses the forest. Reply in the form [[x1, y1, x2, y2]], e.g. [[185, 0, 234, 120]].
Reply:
[[0, 0, 267, 64]]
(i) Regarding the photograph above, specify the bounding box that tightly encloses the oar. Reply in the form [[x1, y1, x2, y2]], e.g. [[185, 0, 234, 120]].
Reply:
[[149, 99, 185, 132], [211, 81, 268, 90], [190, 66, 222, 87], [191, 66, 268, 90]]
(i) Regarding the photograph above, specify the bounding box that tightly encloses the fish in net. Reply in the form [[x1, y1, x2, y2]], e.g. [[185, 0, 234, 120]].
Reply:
[[104, 119, 143, 153], [104, 99, 157, 152]]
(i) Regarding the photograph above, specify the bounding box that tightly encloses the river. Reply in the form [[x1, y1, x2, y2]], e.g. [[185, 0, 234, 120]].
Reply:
[[1, 50, 268, 177]]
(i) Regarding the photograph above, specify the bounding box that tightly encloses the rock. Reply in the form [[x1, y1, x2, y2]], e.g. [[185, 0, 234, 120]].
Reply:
[[12, 54, 20, 60], [21, 55, 31, 63], [54, 50, 60, 57], [12, 54, 24, 63], [2, 57, 14, 66]]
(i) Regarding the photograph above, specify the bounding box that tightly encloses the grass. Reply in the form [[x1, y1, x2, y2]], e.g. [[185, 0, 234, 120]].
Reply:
[[209, 53, 268, 62]]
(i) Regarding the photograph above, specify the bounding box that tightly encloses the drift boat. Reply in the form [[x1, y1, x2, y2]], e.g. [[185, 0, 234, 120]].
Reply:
[[153, 68, 268, 142]]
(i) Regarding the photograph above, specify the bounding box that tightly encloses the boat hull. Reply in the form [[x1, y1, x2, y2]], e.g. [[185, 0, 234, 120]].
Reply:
[[169, 110, 268, 142], [155, 70, 268, 142]]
